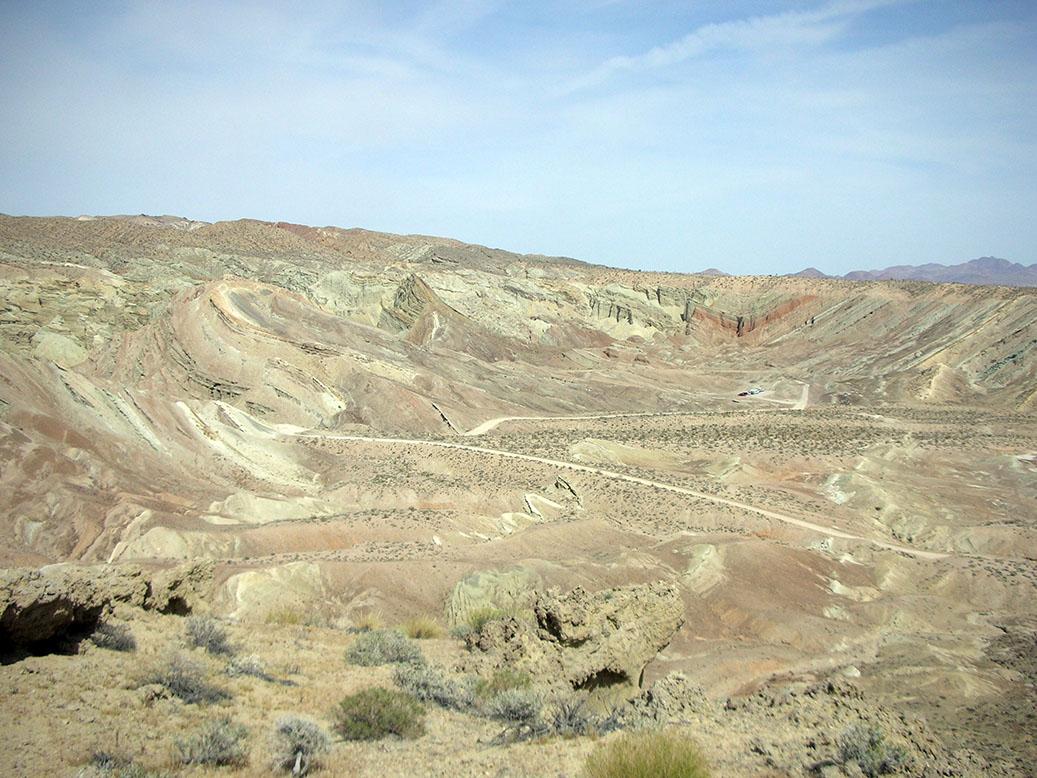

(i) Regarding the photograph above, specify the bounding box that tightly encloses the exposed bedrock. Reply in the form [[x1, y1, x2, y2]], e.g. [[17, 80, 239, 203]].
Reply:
[[0, 562, 214, 658], [464, 581, 684, 699]]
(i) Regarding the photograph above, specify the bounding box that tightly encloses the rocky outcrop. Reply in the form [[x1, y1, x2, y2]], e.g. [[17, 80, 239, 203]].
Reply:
[[0, 565, 148, 652], [618, 674, 999, 777], [465, 581, 684, 699], [0, 562, 215, 657], [380, 274, 454, 332]]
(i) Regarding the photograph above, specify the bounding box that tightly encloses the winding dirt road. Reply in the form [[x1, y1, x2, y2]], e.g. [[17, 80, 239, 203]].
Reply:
[[287, 429, 948, 560]]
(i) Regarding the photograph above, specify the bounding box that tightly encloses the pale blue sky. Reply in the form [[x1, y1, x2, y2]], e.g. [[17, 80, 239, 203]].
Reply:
[[1, 1, 1034, 274]]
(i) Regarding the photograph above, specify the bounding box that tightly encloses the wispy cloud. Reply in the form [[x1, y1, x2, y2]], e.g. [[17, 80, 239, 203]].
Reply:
[[563, 0, 906, 94]]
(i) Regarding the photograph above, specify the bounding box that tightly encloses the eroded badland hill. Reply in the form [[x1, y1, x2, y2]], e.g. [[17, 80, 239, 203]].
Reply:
[[0, 214, 1034, 776]]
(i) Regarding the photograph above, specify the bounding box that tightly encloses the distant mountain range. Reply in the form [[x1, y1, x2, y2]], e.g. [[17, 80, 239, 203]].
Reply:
[[786, 257, 1037, 287]]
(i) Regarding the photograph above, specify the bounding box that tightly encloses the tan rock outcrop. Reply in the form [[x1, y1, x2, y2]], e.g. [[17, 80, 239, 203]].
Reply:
[[0, 561, 215, 653], [0, 564, 147, 648], [466, 581, 684, 699]]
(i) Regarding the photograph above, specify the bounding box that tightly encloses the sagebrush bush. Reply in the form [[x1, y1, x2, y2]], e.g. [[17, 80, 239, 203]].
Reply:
[[90, 622, 137, 652], [584, 731, 710, 778], [332, 688, 426, 741], [185, 616, 234, 656], [145, 653, 230, 704], [393, 662, 474, 711], [401, 615, 445, 639], [345, 629, 424, 666], [838, 723, 909, 777], [175, 718, 249, 767], [486, 688, 542, 724], [226, 654, 273, 681], [474, 668, 532, 699], [270, 716, 330, 776]]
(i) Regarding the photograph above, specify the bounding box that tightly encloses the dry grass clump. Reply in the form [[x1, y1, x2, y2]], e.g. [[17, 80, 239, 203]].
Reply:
[[401, 615, 445, 639], [349, 610, 383, 632], [144, 653, 230, 704], [345, 629, 424, 666], [332, 688, 426, 741], [269, 716, 330, 776], [185, 616, 234, 656], [264, 607, 306, 626], [89, 752, 171, 777], [584, 731, 710, 778], [89, 622, 137, 652], [175, 718, 249, 767]]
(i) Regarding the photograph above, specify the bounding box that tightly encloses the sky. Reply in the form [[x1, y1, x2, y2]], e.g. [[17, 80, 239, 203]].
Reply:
[[0, 1, 1035, 275]]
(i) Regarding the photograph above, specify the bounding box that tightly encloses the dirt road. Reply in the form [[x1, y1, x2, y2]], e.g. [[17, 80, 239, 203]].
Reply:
[[288, 430, 948, 560]]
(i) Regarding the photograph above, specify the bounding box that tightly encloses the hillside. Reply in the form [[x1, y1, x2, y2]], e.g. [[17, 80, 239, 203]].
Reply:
[[1, 214, 1035, 776]]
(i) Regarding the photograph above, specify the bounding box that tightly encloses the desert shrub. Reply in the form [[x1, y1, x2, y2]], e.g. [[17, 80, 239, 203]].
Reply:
[[584, 731, 711, 778], [486, 688, 542, 724], [401, 615, 445, 639], [549, 692, 610, 737], [145, 653, 230, 704], [175, 718, 249, 767], [838, 724, 909, 777], [345, 629, 424, 666], [186, 616, 234, 656], [332, 688, 426, 741], [270, 716, 330, 776], [90, 622, 137, 652], [474, 668, 532, 699], [393, 662, 474, 711]]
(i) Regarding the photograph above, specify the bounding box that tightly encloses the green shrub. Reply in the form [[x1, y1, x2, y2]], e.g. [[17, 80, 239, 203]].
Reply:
[[838, 724, 909, 777], [145, 653, 230, 704], [175, 718, 249, 767], [332, 688, 426, 741], [401, 615, 445, 639], [474, 668, 532, 699], [270, 716, 330, 776], [393, 662, 474, 710], [486, 688, 542, 724], [584, 731, 710, 778], [345, 629, 424, 666], [185, 616, 234, 656], [465, 606, 507, 634], [90, 622, 137, 652]]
